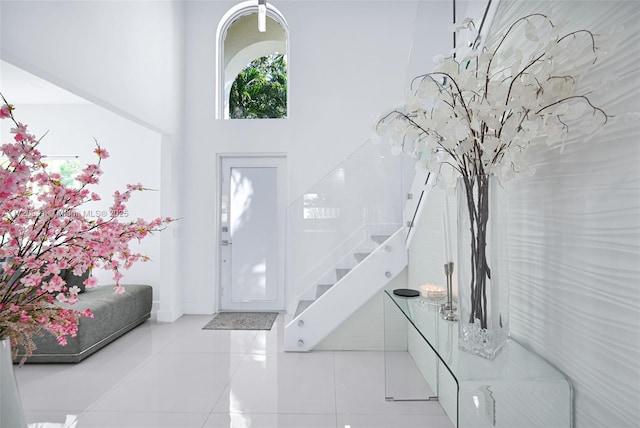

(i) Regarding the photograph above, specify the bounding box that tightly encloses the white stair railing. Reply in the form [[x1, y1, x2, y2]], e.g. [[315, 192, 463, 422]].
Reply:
[[284, 228, 407, 351], [283, 140, 438, 351], [285, 140, 407, 316], [404, 169, 437, 248]]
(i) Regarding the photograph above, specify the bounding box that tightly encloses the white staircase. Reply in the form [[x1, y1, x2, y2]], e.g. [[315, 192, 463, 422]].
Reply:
[[284, 228, 407, 351], [283, 169, 435, 352]]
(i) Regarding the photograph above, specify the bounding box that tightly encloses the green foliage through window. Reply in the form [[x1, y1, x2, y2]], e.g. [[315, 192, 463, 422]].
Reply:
[[55, 159, 81, 188], [229, 53, 287, 119], [34, 159, 82, 196]]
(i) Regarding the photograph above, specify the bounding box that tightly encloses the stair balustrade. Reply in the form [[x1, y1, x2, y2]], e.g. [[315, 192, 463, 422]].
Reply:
[[284, 139, 419, 351]]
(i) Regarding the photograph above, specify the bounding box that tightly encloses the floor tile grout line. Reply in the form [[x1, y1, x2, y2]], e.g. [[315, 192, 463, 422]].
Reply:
[[332, 351, 339, 428], [73, 342, 167, 423], [83, 315, 262, 421], [73, 319, 211, 420], [199, 325, 256, 427]]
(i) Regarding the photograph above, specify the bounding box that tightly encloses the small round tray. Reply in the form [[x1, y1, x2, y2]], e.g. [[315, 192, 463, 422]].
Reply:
[[393, 288, 420, 298]]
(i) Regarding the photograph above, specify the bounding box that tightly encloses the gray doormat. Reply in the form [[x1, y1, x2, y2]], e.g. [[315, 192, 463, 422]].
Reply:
[[202, 312, 278, 330]]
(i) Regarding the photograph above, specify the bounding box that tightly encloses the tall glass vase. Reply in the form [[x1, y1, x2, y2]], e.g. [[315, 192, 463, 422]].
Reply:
[[1, 338, 28, 428], [457, 175, 509, 360]]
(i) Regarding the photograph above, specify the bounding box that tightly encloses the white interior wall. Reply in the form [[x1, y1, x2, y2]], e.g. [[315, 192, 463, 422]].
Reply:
[[310, 0, 455, 349], [0, 0, 183, 134], [408, 1, 640, 427], [0, 0, 455, 321], [0, 0, 185, 321], [0, 104, 162, 303], [181, 0, 455, 314]]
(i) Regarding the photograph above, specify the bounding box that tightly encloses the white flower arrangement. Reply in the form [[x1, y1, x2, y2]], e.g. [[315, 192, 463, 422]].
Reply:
[[374, 13, 611, 185], [373, 14, 614, 358]]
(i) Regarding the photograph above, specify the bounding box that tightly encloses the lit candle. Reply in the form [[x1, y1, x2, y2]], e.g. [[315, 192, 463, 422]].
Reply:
[[419, 284, 447, 300]]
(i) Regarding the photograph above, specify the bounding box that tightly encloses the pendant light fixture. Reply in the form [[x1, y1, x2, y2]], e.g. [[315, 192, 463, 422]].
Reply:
[[258, 0, 267, 32]]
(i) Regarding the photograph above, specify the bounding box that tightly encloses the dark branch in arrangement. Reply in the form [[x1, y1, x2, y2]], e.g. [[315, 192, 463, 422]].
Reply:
[[375, 13, 609, 335]]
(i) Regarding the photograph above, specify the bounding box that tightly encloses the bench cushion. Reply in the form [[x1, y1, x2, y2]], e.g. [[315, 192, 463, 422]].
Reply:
[[15, 284, 152, 363]]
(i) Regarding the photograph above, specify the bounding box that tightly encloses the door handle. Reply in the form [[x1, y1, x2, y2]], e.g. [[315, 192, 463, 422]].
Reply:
[[221, 240, 232, 246]]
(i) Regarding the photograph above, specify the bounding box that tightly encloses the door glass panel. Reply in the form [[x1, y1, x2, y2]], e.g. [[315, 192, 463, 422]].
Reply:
[[229, 166, 278, 302]]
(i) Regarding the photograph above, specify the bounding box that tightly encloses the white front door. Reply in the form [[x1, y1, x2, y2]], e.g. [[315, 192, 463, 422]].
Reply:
[[219, 156, 286, 311]]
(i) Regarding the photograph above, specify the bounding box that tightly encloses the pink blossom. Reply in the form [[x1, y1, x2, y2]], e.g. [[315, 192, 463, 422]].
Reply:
[[1, 143, 21, 160], [10, 122, 34, 143], [41, 275, 65, 293], [1, 173, 18, 199], [94, 147, 110, 159], [25, 148, 42, 163], [57, 293, 79, 305], [126, 183, 144, 191], [0, 104, 11, 118], [10, 122, 27, 135], [1, 100, 175, 362], [83, 276, 99, 288], [20, 274, 41, 288]]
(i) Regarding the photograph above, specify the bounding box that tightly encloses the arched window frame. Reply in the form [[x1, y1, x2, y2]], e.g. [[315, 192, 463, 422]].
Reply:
[[215, 1, 290, 120]]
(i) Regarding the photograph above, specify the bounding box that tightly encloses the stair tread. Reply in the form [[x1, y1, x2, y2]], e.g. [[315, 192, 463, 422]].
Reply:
[[294, 300, 315, 318], [316, 284, 334, 298], [354, 252, 371, 262], [335, 268, 351, 280], [371, 235, 390, 244]]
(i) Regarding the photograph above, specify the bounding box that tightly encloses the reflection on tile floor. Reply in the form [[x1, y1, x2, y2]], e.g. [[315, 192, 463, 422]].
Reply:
[[15, 314, 454, 428]]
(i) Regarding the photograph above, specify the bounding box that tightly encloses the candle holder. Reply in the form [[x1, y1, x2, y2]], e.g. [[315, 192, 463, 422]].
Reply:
[[441, 261, 458, 321]]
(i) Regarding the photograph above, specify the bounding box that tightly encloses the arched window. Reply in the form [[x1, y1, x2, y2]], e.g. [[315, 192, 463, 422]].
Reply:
[[216, 1, 289, 119]]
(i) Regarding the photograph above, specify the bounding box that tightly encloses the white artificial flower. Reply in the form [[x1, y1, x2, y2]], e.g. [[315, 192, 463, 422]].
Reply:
[[424, 133, 440, 151], [481, 135, 501, 153], [525, 20, 539, 41], [438, 59, 460, 80], [413, 111, 433, 133], [405, 93, 423, 112], [456, 67, 476, 92], [483, 107, 504, 131], [453, 117, 470, 140], [455, 138, 474, 157], [469, 117, 482, 134], [500, 116, 520, 142], [405, 125, 421, 143], [373, 13, 608, 183], [426, 151, 441, 172]]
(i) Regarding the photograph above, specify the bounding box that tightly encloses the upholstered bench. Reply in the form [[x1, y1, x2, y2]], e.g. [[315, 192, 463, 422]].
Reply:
[[15, 284, 153, 363]]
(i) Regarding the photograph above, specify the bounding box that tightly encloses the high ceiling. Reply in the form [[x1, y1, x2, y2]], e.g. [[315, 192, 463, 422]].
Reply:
[[0, 60, 89, 105]]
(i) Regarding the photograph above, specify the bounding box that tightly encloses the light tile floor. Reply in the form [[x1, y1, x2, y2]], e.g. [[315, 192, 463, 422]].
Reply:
[[15, 314, 454, 428]]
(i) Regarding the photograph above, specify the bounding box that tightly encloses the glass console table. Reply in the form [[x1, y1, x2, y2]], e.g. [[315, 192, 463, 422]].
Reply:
[[384, 290, 573, 427]]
